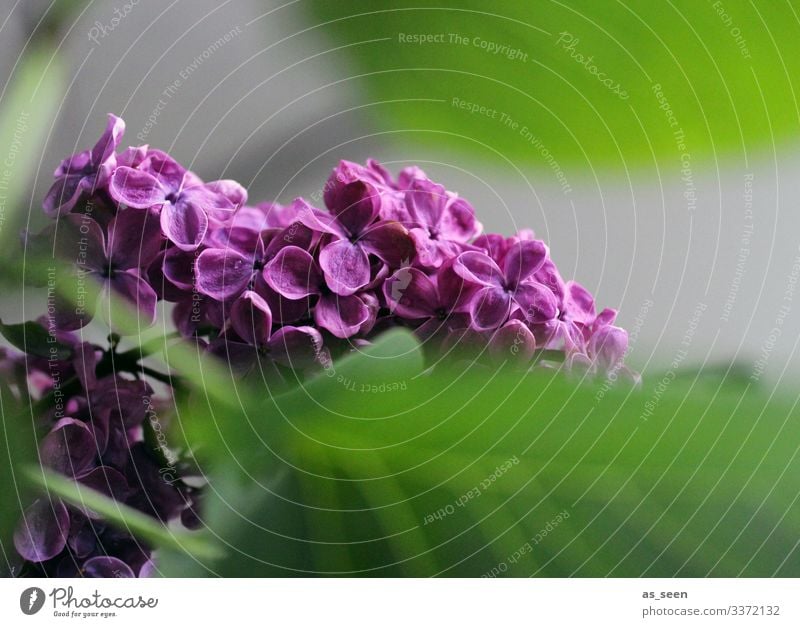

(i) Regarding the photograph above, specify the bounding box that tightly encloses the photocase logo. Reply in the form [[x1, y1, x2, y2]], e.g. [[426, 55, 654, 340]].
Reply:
[[20, 587, 45, 615]]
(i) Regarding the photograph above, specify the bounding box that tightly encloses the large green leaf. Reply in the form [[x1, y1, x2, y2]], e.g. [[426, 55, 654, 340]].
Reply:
[[303, 1, 800, 169], [157, 330, 800, 576]]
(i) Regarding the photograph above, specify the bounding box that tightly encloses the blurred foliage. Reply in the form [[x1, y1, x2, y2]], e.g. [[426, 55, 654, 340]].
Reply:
[[145, 330, 800, 577], [306, 0, 800, 171], [0, 43, 65, 250]]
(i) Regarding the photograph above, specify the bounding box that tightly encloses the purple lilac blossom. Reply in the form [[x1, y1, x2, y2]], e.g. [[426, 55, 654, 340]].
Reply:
[[43, 114, 125, 218]]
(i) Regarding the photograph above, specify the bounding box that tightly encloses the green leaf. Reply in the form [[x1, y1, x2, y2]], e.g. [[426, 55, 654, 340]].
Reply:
[[0, 319, 72, 361], [25, 467, 222, 562], [0, 43, 66, 251], [304, 1, 800, 168], [158, 335, 800, 577]]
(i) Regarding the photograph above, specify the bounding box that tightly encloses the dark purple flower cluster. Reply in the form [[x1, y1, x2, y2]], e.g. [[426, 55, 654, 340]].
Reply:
[[8, 329, 198, 578], [12, 114, 635, 577]]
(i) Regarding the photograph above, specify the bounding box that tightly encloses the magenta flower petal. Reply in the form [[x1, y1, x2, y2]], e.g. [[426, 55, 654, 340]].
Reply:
[[83, 556, 135, 578], [39, 417, 96, 477], [454, 251, 504, 287], [294, 199, 347, 238], [108, 271, 158, 325], [365, 158, 395, 186], [263, 222, 317, 261], [205, 179, 248, 209], [503, 240, 547, 287], [383, 267, 437, 319], [109, 167, 165, 208], [405, 177, 481, 245], [269, 325, 323, 368], [440, 194, 482, 241], [405, 178, 447, 228], [230, 290, 273, 346], [256, 201, 299, 228], [488, 319, 536, 362], [162, 247, 196, 291], [264, 246, 322, 300], [397, 165, 428, 189], [43, 174, 84, 217], [195, 248, 252, 300], [314, 293, 369, 338], [139, 149, 186, 191], [106, 208, 163, 270], [14, 499, 70, 562], [533, 258, 566, 306], [473, 233, 507, 262], [360, 221, 416, 267], [160, 199, 209, 251], [408, 228, 463, 269], [589, 325, 628, 372], [319, 239, 371, 296], [324, 161, 381, 233], [513, 282, 558, 323], [253, 274, 310, 323], [567, 352, 594, 376], [91, 113, 126, 166], [436, 257, 477, 313], [206, 223, 264, 254], [562, 280, 596, 325], [139, 560, 157, 578], [593, 307, 618, 329], [357, 291, 380, 336], [116, 145, 148, 169], [180, 185, 236, 215], [471, 286, 512, 330], [54, 150, 92, 178]]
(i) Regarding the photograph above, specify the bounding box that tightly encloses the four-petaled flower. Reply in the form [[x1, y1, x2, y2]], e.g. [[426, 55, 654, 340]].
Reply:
[[453, 240, 558, 331], [109, 151, 244, 250]]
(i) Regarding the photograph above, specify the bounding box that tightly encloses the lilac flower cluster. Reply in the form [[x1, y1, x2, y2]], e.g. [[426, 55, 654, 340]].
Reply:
[[8, 331, 199, 578], [36, 113, 633, 372], [11, 114, 634, 577]]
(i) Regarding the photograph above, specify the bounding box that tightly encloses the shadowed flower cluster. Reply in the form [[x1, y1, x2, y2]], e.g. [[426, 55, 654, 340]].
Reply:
[[7, 332, 199, 578], [11, 114, 635, 577]]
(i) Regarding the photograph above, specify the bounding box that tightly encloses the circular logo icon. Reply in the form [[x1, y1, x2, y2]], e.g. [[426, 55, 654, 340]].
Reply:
[[20, 587, 45, 615]]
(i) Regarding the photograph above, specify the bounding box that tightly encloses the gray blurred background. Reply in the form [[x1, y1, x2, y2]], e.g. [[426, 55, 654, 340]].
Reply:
[[2, 0, 799, 382]]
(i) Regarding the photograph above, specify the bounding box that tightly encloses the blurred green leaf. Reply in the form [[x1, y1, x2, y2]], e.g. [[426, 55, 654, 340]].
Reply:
[[158, 330, 800, 576], [0, 319, 72, 361], [305, 1, 800, 169], [0, 43, 65, 250]]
